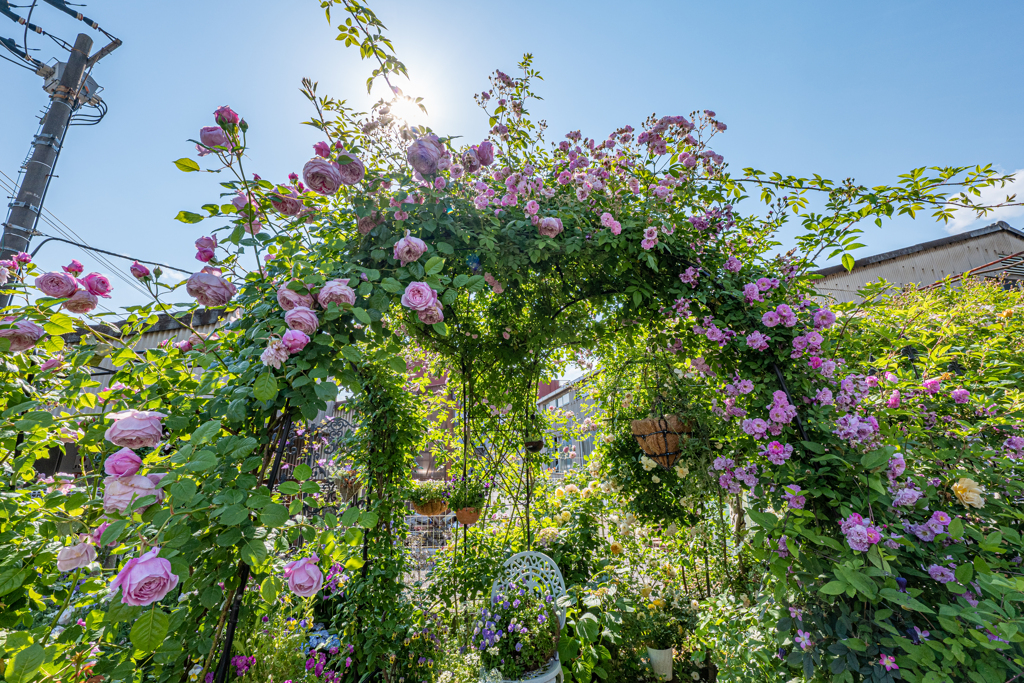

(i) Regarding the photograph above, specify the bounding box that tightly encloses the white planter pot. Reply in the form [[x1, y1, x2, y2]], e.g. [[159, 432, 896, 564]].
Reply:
[[647, 647, 674, 681]]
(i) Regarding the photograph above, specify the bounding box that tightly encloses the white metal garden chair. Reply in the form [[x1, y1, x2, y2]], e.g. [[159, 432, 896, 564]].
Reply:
[[485, 551, 567, 683]]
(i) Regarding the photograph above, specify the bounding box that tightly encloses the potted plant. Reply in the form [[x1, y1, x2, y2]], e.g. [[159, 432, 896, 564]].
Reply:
[[327, 461, 361, 502], [474, 579, 561, 680], [639, 606, 680, 681], [408, 479, 448, 516], [447, 475, 490, 526]]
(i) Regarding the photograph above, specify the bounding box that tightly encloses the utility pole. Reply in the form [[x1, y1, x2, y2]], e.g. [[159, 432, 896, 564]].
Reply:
[[1, 32, 92, 262]]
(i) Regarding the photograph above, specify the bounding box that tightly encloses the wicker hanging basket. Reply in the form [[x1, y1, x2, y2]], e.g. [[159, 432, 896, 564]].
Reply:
[[411, 499, 449, 516], [336, 477, 361, 503], [455, 507, 481, 526], [630, 414, 691, 469]]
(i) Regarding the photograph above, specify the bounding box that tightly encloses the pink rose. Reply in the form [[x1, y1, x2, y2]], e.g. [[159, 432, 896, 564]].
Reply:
[[186, 267, 237, 307], [303, 158, 343, 196], [284, 306, 319, 335], [336, 151, 366, 185], [538, 217, 564, 238], [393, 232, 427, 265], [56, 542, 96, 572], [34, 271, 78, 298], [282, 329, 310, 353], [270, 188, 303, 216], [477, 140, 495, 166], [130, 261, 150, 279], [109, 547, 179, 606], [317, 279, 356, 308], [195, 236, 217, 263], [406, 135, 444, 175], [89, 521, 112, 546], [462, 149, 482, 174], [417, 304, 444, 325], [81, 272, 112, 298], [104, 409, 166, 449], [40, 354, 63, 371], [213, 105, 239, 125], [63, 259, 84, 276], [277, 283, 315, 311], [199, 126, 231, 149], [103, 474, 158, 514], [283, 555, 323, 597], [0, 318, 45, 353], [313, 141, 331, 158], [356, 211, 382, 235], [231, 191, 255, 212], [104, 448, 142, 477], [146, 473, 167, 502], [63, 290, 97, 314], [400, 282, 438, 311]]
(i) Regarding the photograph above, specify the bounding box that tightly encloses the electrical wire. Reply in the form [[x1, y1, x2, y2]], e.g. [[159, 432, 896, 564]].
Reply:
[[0, 43, 33, 69]]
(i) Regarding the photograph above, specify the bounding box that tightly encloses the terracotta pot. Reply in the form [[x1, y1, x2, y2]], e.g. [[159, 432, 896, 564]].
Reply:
[[411, 499, 448, 516], [455, 507, 481, 526], [647, 647, 674, 681]]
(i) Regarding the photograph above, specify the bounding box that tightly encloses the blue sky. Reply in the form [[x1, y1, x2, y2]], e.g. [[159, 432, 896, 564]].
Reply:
[[1, 0, 1022, 312]]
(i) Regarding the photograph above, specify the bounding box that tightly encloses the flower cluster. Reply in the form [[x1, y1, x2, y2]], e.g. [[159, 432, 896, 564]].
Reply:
[[840, 513, 882, 552]]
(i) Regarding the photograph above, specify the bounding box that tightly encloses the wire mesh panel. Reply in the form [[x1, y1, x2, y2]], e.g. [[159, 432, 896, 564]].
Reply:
[[404, 511, 456, 584]]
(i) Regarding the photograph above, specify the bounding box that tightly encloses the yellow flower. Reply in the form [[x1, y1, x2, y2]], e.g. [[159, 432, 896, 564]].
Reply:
[[589, 480, 601, 491], [652, 598, 666, 608], [953, 477, 985, 509], [565, 484, 580, 495], [610, 541, 623, 555], [555, 487, 566, 498], [641, 586, 653, 598]]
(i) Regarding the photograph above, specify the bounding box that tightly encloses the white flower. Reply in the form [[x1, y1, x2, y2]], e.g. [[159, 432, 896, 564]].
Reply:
[[691, 673, 700, 680], [652, 475, 661, 483], [641, 456, 656, 472], [674, 465, 689, 478]]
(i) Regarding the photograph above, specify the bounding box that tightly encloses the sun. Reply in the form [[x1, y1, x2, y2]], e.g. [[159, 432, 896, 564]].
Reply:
[[389, 95, 428, 127]]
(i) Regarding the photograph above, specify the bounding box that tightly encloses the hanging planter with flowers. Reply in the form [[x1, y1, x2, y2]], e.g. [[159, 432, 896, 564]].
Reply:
[[631, 414, 691, 469], [447, 474, 491, 526], [408, 479, 448, 516]]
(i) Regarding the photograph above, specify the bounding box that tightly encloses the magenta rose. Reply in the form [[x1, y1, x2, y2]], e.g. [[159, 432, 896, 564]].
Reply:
[[213, 105, 239, 125], [104, 448, 142, 477], [282, 329, 310, 354], [400, 282, 438, 312], [476, 140, 495, 166], [283, 555, 323, 597], [538, 217, 564, 238], [104, 409, 166, 449], [284, 306, 319, 335], [130, 261, 150, 279], [199, 126, 231, 149], [0, 318, 45, 353], [336, 151, 366, 185], [63, 259, 84, 276], [81, 272, 112, 298], [393, 231, 427, 265], [270, 188, 303, 216], [303, 158, 344, 196], [56, 542, 96, 572], [195, 236, 217, 263], [313, 141, 331, 158], [417, 304, 444, 325], [63, 290, 97, 314], [103, 474, 158, 514], [462, 149, 482, 174], [35, 271, 78, 298], [356, 211, 383, 235], [277, 283, 315, 311], [406, 135, 444, 175], [109, 547, 179, 606], [186, 267, 237, 307], [317, 279, 356, 308]]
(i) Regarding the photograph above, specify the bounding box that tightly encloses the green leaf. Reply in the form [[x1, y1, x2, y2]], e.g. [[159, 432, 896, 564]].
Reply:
[[819, 581, 848, 595], [841, 569, 877, 599], [860, 449, 890, 470], [174, 210, 204, 224], [293, 464, 313, 481], [186, 450, 218, 472], [0, 568, 27, 597], [353, 307, 372, 324], [388, 356, 407, 373], [191, 419, 222, 445], [842, 253, 855, 272], [948, 517, 964, 540], [955, 563, 974, 585], [359, 511, 379, 528], [800, 440, 825, 454], [239, 538, 268, 567], [341, 345, 362, 362], [424, 256, 445, 275], [278, 481, 301, 496], [432, 322, 448, 336], [218, 505, 249, 526], [254, 372, 279, 402], [453, 274, 469, 288], [260, 503, 289, 528], [200, 586, 223, 610], [173, 158, 200, 172], [5, 643, 45, 683], [436, 242, 454, 255], [130, 609, 170, 653], [100, 520, 128, 547], [260, 576, 282, 603], [344, 556, 365, 570], [43, 312, 76, 336], [226, 399, 248, 424], [340, 507, 360, 526]]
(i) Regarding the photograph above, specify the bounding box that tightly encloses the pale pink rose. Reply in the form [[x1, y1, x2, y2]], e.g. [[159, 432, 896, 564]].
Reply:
[[393, 232, 427, 265], [243, 219, 262, 235], [270, 187, 303, 216], [103, 474, 158, 514], [538, 217, 564, 238], [104, 409, 166, 449], [282, 330, 310, 353], [276, 283, 315, 311], [318, 279, 356, 308], [356, 211, 382, 235], [476, 140, 495, 166], [109, 547, 179, 606], [147, 473, 167, 502], [80, 273, 112, 298], [284, 306, 319, 335], [59, 426, 82, 443], [63, 290, 98, 314], [231, 191, 255, 212], [400, 282, 438, 311], [130, 261, 151, 279], [417, 304, 444, 325], [56, 542, 96, 572], [199, 126, 231, 149], [303, 158, 343, 196], [35, 271, 78, 298], [406, 135, 444, 175], [88, 521, 112, 546], [336, 151, 365, 185], [260, 339, 289, 369], [283, 555, 323, 597], [186, 267, 237, 307], [40, 354, 63, 371], [0, 318, 45, 353], [104, 448, 142, 477]]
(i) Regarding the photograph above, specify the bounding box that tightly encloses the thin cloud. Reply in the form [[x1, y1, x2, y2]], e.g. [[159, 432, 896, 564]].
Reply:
[[944, 170, 1023, 234]]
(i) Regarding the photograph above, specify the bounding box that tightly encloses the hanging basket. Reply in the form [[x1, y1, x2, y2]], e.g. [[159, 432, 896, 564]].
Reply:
[[455, 507, 481, 526], [630, 415, 691, 469], [411, 499, 448, 516], [335, 477, 361, 502]]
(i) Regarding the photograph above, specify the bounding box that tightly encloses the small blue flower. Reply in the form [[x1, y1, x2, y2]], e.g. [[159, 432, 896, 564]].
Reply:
[[516, 642, 523, 652]]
